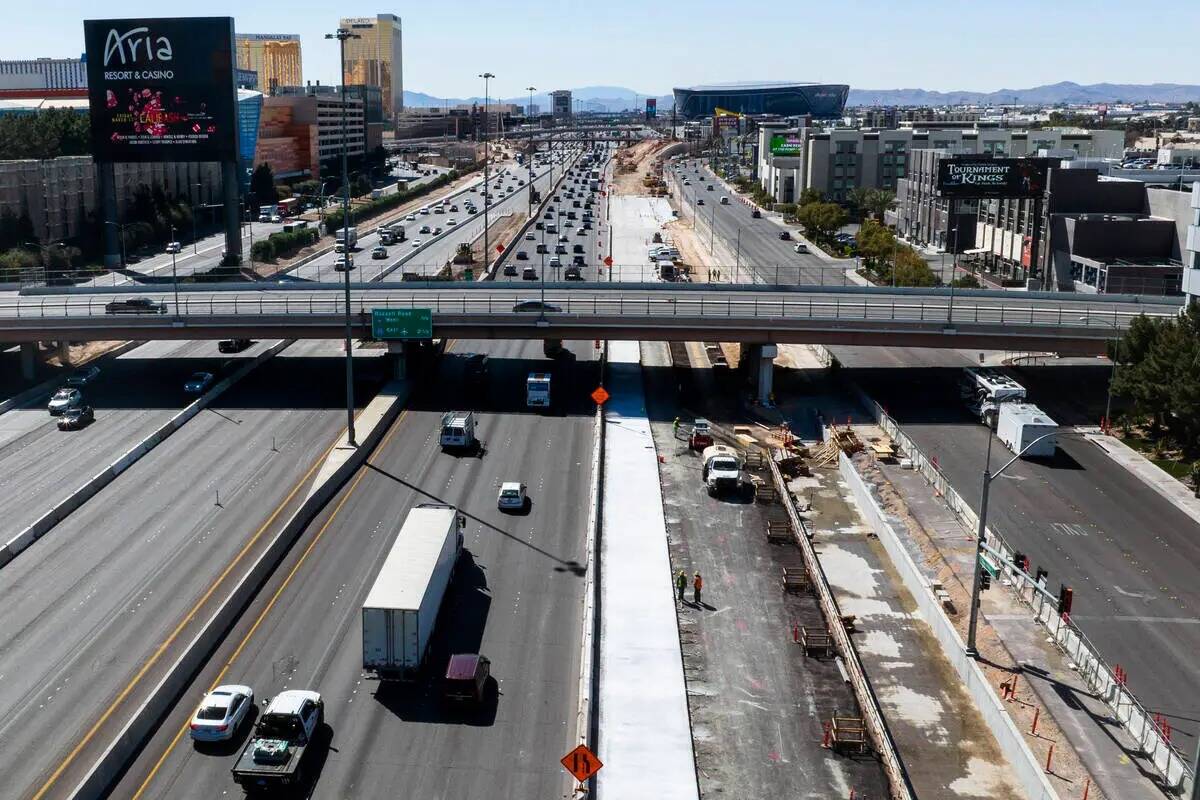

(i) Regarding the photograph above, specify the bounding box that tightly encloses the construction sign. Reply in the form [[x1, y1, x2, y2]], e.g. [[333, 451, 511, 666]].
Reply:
[[561, 744, 603, 782], [590, 387, 610, 406]]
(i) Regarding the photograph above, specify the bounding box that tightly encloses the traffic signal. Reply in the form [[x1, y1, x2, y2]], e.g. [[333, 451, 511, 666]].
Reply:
[[980, 572, 992, 592]]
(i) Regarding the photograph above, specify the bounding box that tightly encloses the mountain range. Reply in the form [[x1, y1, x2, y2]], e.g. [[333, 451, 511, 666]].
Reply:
[[847, 82, 1200, 106], [404, 82, 1200, 112]]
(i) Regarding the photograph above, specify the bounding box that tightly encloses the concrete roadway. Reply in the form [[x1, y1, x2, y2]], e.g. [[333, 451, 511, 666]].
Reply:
[[689, 166, 1200, 748], [1, 340, 391, 798], [0, 339, 273, 539], [113, 337, 599, 799]]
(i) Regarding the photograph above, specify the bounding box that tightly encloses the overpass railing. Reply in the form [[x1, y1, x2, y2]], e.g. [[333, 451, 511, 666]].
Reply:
[[0, 292, 1165, 333]]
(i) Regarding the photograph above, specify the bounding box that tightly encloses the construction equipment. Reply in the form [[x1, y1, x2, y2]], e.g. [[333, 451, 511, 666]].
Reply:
[[765, 520, 792, 544], [782, 565, 810, 594], [799, 627, 835, 658], [830, 715, 870, 755]]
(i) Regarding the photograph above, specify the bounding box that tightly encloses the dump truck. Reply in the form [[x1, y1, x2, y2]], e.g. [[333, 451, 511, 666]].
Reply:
[[231, 690, 324, 793], [362, 504, 465, 680]]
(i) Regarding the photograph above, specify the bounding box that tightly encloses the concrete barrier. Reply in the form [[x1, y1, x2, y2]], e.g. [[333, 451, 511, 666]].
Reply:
[[68, 380, 410, 800], [838, 450, 1060, 800], [0, 339, 293, 570], [574, 344, 605, 794]]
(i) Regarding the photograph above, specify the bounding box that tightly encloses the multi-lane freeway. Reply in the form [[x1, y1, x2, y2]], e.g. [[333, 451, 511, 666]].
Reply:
[[109, 338, 599, 799]]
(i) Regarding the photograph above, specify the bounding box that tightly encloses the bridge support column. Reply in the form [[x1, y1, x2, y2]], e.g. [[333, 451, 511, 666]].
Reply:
[[20, 341, 37, 381], [749, 344, 777, 405], [387, 341, 407, 380]]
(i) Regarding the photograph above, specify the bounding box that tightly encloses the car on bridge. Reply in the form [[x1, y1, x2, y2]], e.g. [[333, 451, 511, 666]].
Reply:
[[56, 404, 94, 430], [513, 300, 562, 313], [105, 297, 166, 315], [219, 338, 252, 353]]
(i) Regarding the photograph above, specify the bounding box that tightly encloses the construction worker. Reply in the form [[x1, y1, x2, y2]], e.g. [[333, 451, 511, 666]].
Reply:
[[676, 570, 687, 601], [693, 572, 703, 605], [672, 416, 681, 436]]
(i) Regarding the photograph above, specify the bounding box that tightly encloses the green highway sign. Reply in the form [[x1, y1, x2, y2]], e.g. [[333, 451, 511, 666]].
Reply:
[[371, 308, 433, 340]]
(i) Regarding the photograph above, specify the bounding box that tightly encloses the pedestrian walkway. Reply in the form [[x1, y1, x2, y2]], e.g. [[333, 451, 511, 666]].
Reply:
[[868, 453, 1163, 800], [596, 339, 699, 800], [1080, 429, 1200, 528]]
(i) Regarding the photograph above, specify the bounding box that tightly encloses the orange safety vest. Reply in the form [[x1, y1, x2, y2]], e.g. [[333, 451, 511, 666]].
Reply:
[[693, 575, 703, 590]]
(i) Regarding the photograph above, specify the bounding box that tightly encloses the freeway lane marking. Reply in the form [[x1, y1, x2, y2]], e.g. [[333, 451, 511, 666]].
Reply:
[[130, 341, 455, 798], [31, 420, 346, 800], [130, 408, 413, 800]]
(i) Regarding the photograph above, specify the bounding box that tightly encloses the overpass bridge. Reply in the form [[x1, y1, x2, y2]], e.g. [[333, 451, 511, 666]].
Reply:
[[2, 283, 1174, 353]]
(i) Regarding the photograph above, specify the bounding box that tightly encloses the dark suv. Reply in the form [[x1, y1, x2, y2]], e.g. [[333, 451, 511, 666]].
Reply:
[[443, 654, 491, 705]]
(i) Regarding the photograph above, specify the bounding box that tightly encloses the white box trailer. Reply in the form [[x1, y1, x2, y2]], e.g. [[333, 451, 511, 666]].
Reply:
[[362, 504, 464, 680], [996, 403, 1058, 458]]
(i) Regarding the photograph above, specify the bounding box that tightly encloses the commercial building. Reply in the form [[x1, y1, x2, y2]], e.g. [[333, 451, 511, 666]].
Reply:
[[551, 90, 572, 119], [0, 57, 87, 90], [395, 106, 471, 141], [854, 108, 981, 130], [972, 166, 1190, 294], [759, 124, 1122, 204], [1185, 182, 1200, 306], [235, 34, 303, 95], [340, 15, 403, 121], [255, 90, 365, 179], [673, 82, 848, 120]]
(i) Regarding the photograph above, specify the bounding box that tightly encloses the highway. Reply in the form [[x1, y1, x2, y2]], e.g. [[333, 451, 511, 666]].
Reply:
[[686, 159, 1200, 749], [0, 338, 273, 539], [274, 143, 591, 285], [110, 338, 599, 799], [0, 339, 392, 798]]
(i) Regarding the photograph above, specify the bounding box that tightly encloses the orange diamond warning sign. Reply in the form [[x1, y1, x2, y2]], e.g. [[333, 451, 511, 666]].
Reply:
[[561, 744, 603, 782], [590, 386, 610, 405]]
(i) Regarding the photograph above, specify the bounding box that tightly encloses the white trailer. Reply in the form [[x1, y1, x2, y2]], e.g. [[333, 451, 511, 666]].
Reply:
[[362, 504, 465, 680], [996, 403, 1058, 458]]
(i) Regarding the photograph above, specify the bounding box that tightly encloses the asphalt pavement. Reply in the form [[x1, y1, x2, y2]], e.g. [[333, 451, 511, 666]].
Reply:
[[0, 338, 272, 539], [0, 340, 391, 798], [111, 337, 600, 799]]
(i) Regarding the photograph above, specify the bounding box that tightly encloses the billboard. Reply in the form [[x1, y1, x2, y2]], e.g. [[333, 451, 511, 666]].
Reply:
[[769, 133, 803, 156], [936, 157, 1050, 199], [84, 17, 239, 163], [645, 98, 657, 119]]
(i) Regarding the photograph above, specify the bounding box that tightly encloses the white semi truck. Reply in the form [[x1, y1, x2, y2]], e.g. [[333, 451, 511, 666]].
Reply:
[[362, 504, 465, 681]]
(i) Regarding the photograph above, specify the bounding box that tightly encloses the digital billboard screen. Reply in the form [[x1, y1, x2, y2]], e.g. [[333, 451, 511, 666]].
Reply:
[[769, 134, 803, 156], [936, 157, 1050, 199], [84, 17, 239, 163], [645, 98, 657, 119]]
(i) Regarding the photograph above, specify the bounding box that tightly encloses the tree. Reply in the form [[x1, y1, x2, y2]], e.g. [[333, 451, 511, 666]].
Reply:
[[862, 189, 897, 222], [796, 202, 847, 244], [951, 273, 981, 289], [797, 187, 823, 208], [352, 174, 373, 197], [846, 187, 872, 218], [856, 219, 895, 266], [250, 164, 278, 206], [891, 247, 938, 287]]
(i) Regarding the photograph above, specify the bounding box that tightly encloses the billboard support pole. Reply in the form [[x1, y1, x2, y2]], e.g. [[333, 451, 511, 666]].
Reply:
[[221, 160, 241, 265], [99, 162, 121, 270]]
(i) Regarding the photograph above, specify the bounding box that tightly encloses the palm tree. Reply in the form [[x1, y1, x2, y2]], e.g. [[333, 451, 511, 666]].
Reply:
[[863, 189, 896, 222], [845, 186, 872, 219]]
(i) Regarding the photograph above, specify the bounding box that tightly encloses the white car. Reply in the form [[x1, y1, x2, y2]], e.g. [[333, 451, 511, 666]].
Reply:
[[411, 239, 423, 248], [189, 684, 254, 742], [497, 481, 528, 511], [165, 241, 182, 254], [406, 214, 417, 221], [47, 387, 83, 415], [447, 219, 457, 226]]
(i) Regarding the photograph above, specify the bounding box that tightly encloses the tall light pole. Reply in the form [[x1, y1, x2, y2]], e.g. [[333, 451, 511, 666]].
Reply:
[[480, 73, 494, 276], [526, 86, 536, 216], [191, 182, 202, 253], [168, 226, 180, 318], [328, 26, 361, 447]]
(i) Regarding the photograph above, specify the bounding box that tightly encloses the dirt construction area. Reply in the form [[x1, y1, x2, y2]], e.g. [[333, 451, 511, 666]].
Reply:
[[613, 139, 672, 196]]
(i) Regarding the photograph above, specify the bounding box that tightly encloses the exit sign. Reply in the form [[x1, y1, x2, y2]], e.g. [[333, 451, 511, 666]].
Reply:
[[371, 308, 432, 340]]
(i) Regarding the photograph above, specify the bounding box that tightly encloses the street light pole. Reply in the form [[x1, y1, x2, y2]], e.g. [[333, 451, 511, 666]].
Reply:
[[192, 182, 202, 254], [526, 86, 536, 217], [169, 225, 180, 319], [327, 26, 362, 447], [965, 429, 1070, 655], [480, 72, 494, 277]]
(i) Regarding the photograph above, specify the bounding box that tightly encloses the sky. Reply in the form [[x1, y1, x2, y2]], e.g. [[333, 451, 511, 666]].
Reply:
[[8, 0, 1200, 100]]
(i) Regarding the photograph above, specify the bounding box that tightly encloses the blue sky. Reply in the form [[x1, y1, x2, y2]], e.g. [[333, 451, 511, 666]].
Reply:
[[8, 0, 1200, 99]]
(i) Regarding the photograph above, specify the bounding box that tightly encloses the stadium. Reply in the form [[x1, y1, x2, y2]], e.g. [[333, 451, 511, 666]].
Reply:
[[672, 81, 849, 120]]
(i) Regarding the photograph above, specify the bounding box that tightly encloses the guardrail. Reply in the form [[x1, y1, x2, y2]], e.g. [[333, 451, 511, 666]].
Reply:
[[766, 455, 914, 800], [0, 292, 1167, 333], [847, 380, 1193, 794]]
